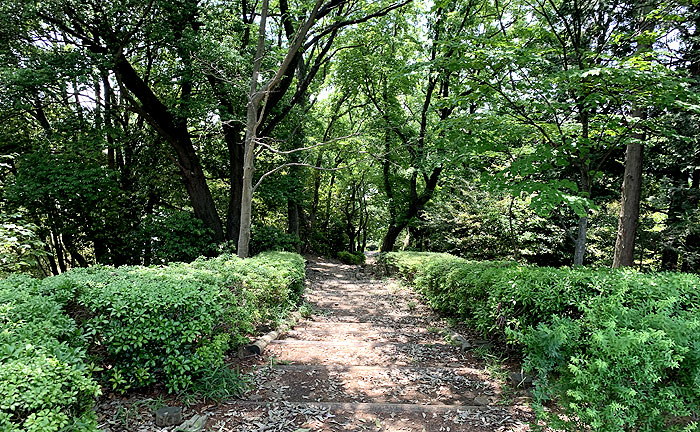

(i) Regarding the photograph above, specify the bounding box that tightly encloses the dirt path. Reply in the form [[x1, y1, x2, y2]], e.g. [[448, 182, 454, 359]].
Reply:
[[207, 256, 533, 431]]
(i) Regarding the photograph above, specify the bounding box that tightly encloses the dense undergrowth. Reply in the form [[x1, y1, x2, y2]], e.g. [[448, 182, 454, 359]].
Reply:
[[0, 252, 305, 432], [337, 251, 366, 265], [381, 252, 700, 432]]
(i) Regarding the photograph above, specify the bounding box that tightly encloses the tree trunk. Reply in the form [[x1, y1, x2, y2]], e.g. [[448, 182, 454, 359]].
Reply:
[[237, 101, 260, 258], [225, 129, 245, 244], [613, 136, 644, 267], [612, 9, 652, 268], [573, 211, 589, 266], [237, 0, 269, 258], [112, 54, 224, 241], [381, 224, 405, 252]]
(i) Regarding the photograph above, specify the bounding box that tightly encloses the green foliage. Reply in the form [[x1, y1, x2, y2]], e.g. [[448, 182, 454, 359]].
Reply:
[[47, 252, 305, 393], [383, 251, 700, 431], [0, 212, 46, 276], [180, 365, 250, 403], [0, 251, 305, 431], [0, 276, 100, 432], [337, 251, 366, 265], [250, 225, 300, 255], [132, 210, 217, 265]]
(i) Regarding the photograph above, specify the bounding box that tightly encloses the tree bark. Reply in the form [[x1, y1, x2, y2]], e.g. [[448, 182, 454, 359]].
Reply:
[[224, 122, 245, 243], [613, 132, 644, 267], [238, 0, 327, 257], [237, 0, 270, 258], [112, 54, 224, 241]]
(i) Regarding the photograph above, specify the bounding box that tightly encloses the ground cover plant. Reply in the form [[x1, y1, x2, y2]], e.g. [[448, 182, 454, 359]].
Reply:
[[0, 252, 305, 431], [382, 251, 700, 431]]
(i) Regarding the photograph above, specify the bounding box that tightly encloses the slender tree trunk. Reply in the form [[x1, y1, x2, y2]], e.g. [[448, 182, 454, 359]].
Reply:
[[612, 10, 652, 268], [573, 172, 591, 267], [237, 0, 269, 258], [238, 0, 323, 257], [573, 210, 589, 266], [613, 133, 644, 267], [226, 132, 245, 243]]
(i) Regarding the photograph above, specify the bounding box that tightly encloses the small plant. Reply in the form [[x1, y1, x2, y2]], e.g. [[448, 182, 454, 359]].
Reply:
[[180, 366, 250, 403], [406, 300, 417, 311], [114, 403, 141, 429], [299, 302, 313, 318]]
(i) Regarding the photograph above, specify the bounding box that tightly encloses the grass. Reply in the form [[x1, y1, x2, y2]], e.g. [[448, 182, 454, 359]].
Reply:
[[471, 345, 518, 405], [179, 365, 250, 405]]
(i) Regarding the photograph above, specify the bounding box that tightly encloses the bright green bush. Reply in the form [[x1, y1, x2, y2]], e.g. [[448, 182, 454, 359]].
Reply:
[[50, 252, 305, 393], [337, 251, 366, 265], [1, 252, 305, 431], [382, 252, 700, 431], [0, 276, 100, 432]]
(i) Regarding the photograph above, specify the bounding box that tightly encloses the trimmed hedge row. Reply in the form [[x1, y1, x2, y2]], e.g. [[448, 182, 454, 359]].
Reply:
[[1, 252, 305, 432], [381, 252, 700, 432], [0, 276, 100, 432]]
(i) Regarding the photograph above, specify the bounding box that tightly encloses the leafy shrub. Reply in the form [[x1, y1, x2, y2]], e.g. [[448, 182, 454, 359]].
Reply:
[[250, 225, 300, 255], [382, 251, 700, 431], [337, 251, 366, 265], [50, 252, 305, 393], [0, 276, 100, 432], [132, 210, 217, 265]]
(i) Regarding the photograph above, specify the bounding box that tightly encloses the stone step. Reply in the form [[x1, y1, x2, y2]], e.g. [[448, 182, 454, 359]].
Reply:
[[307, 313, 440, 326], [265, 339, 471, 368], [208, 400, 530, 432], [282, 326, 441, 344], [295, 320, 428, 331], [244, 364, 498, 406]]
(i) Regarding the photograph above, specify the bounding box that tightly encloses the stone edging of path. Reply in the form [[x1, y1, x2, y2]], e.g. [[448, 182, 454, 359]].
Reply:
[[238, 310, 302, 358]]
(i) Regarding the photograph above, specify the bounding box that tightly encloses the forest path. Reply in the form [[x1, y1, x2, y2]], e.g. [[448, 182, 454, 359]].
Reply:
[[208, 256, 533, 431]]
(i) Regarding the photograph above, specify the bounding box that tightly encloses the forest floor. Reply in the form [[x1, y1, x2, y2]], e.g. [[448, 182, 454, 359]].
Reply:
[[97, 256, 535, 431]]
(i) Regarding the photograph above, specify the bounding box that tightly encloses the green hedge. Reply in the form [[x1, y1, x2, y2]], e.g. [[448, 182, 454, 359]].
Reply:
[[0, 276, 100, 432], [53, 252, 305, 393], [1, 252, 305, 431], [381, 252, 700, 432]]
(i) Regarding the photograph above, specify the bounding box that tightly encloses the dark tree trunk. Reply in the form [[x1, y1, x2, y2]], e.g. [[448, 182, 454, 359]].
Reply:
[[613, 9, 652, 268], [112, 54, 224, 241], [613, 120, 644, 267], [225, 126, 245, 244], [288, 199, 300, 252], [381, 224, 405, 252]]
